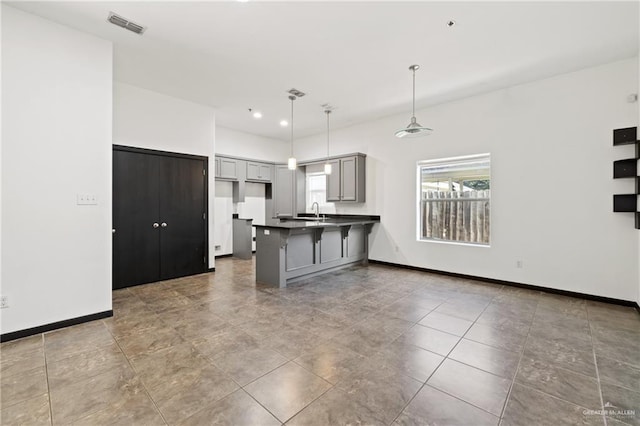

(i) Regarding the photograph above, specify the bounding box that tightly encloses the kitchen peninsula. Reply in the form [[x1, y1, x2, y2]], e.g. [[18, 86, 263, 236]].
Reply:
[[254, 215, 379, 287]]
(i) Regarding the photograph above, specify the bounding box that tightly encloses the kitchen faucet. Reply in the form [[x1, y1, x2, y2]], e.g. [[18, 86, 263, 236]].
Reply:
[[311, 202, 320, 218]]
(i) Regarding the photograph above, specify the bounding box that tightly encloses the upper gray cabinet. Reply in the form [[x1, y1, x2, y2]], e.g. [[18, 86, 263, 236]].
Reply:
[[326, 154, 366, 202], [214, 157, 221, 178], [246, 161, 273, 183], [274, 165, 294, 217], [216, 156, 240, 180], [274, 165, 305, 217]]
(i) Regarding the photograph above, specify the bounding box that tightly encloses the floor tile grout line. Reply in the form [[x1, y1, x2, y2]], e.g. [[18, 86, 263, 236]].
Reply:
[[389, 292, 499, 425], [495, 292, 538, 420], [42, 333, 54, 426], [586, 307, 608, 426], [237, 388, 286, 425], [106, 321, 170, 426], [511, 381, 607, 414]]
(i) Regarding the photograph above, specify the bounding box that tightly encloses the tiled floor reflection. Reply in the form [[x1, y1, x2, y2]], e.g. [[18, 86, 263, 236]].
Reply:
[[1, 257, 639, 425]]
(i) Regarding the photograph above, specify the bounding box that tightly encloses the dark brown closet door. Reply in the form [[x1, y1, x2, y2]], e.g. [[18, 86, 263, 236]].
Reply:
[[113, 147, 208, 289], [112, 150, 161, 289], [159, 156, 207, 280]]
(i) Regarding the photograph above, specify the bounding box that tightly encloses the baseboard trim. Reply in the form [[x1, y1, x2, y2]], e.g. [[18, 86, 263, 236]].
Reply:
[[208, 267, 216, 272], [369, 259, 638, 309], [214, 254, 233, 259], [1, 310, 113, 343]]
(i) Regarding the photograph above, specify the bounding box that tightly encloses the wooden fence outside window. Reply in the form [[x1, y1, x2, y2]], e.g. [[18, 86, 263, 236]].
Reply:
[[420, 190, 490, 244]]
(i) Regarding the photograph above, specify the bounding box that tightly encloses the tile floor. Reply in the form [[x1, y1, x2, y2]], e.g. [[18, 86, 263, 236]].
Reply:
[[1, 258, 639, 425]]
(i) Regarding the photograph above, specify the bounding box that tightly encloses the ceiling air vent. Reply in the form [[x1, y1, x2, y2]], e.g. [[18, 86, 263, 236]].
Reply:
[[287, 88, 306, 98], [107, 12, 146, 35]]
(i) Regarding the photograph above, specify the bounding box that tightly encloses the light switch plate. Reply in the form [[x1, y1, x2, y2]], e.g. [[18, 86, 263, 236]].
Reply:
[[77, 194, 98, 205]]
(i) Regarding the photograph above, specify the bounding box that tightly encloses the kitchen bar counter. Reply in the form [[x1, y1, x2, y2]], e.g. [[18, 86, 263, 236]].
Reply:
[[254, 215, 379, 287], [254, 215, 379, 230]]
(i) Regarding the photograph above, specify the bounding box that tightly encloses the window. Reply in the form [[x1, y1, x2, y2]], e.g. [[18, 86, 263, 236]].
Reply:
[[305, 163, 333, 213], [307, 172, 327, 209], [417, 154, 491, 245]]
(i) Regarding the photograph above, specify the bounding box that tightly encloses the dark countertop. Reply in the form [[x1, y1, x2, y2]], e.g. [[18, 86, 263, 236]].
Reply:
[[254, 215, 380, 229]]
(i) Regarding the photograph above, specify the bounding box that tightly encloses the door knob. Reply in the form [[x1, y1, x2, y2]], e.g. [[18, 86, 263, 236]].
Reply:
[[112, 229, 116, 234], [161, 222, 168, 228], [153, 222, 159, 228]]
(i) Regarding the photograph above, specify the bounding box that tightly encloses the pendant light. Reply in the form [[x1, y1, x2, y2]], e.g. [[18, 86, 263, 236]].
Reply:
[[287, 95, 297, 170], [395, 64, 433, 138], [324, 108, 332, 175]]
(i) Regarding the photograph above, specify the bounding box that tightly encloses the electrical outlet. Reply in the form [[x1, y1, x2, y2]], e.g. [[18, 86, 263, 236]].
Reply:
[[215, 245, 221, 251], [0, 296, 8, 309], [516, 260, 523, 269], [77, 194, 98, 205]]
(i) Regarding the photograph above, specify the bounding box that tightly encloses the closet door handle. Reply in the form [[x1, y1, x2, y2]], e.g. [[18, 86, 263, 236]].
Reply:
[[161, 222, 168, 228], [152, 222, 159, 228]]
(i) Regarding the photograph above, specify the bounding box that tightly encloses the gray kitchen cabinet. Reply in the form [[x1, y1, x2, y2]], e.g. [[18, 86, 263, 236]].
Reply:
[[216, 156, 240, 180], [326, 159, 342, 202], [274, 165, 305, 217], [247, 161, 273, 182], [274, 166, 294, 216], [326, 154, 365, 202]]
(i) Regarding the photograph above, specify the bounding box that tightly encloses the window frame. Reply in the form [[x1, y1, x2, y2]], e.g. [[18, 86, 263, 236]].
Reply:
[[416, 153, 491, 247]]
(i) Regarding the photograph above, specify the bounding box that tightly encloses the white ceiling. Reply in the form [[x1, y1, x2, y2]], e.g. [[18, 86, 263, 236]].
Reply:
[[8, 1, 639, 140]]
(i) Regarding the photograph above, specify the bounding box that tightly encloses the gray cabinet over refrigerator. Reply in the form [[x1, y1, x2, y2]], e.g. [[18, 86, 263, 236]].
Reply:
[[246, 161, 273, 182]]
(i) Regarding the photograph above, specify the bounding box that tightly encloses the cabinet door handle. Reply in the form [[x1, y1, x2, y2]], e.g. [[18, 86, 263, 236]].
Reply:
[[153, 223, 159, 228], [161, 222, 168, 228]]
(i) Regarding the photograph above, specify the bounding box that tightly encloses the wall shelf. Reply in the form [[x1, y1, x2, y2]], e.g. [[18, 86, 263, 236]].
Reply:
[[613, 127, 637, 146], [613, 194, 637, 212], [612, 126, 639, 229], [613, 158, 637, 178]]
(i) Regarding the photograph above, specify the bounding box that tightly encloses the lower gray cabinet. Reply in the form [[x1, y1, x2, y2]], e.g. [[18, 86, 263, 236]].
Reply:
[[326, 154, 365, 202]]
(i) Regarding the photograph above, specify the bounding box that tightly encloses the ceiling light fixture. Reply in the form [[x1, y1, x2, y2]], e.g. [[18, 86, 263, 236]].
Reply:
[[252, 111, 262, 119], [288, 95, 297, 170], [395, 65, 433, 138], [280, 120, 288, 127], [324, 107, 333, 175]]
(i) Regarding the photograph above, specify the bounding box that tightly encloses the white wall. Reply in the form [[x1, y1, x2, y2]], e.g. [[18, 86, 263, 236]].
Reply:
[[1, 5, 113, 334], [296, 58, 639, 302], [214, 127, 284, 256], [216, 127, 288, 162], [113, 82, 216, 269]]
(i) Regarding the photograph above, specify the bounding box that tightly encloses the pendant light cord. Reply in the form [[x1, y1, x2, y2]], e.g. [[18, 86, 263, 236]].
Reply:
[[290, 96, 295, 157], [326, 109, 331, 158], [412, 67, 416, 118]]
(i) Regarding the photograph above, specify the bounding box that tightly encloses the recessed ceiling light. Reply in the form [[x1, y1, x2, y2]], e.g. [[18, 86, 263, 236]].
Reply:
[[280, 120, 288, 127], [253, 111, 262, 119]]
